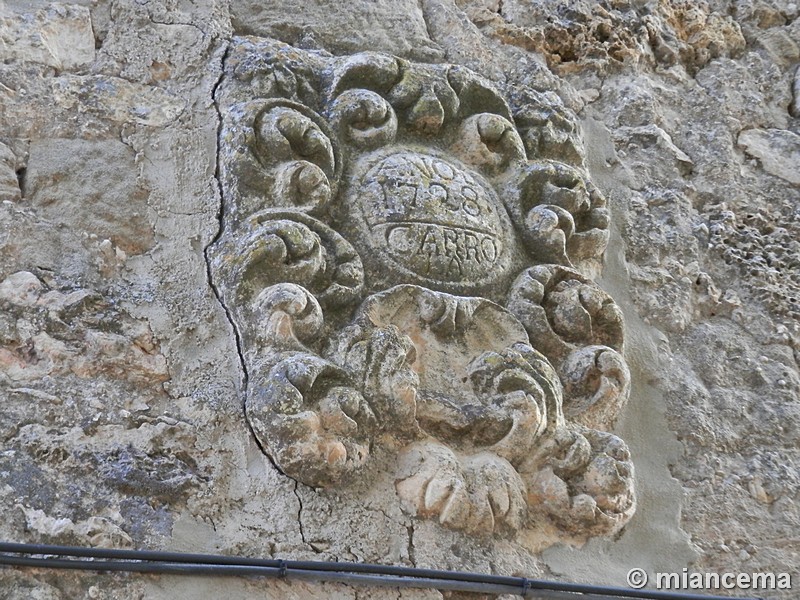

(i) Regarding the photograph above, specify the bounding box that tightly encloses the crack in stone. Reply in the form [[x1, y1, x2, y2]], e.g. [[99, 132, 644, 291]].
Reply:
[[202, 45, 305, 545], [406, 524, 416, 566], [202, 40, 294, 486], [202, 40, 249, 394], [147, 16, 207, 38], [293, 480, 309, 546]]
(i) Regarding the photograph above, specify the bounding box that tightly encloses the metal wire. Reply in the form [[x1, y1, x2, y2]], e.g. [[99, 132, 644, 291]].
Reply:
[[0, 541, 765, 600]]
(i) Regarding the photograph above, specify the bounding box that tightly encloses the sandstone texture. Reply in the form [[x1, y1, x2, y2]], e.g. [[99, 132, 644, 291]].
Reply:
[[0, 1, 798, 599]]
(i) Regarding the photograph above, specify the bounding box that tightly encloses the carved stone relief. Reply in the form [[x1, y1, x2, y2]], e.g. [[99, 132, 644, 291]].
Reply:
[[209, 37, 635, 539]]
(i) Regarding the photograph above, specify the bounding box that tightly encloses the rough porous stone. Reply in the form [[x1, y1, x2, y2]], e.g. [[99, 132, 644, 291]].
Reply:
[[1, 0, 798, 598]]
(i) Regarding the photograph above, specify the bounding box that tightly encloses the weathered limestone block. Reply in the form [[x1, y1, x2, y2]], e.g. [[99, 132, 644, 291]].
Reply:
[[208, 37, 636, 541], [0, 141, 21, 202], [229, 0, 442, 61], [25, 139, 155, 255], [0, 3, 95, 70], [455, 0, 745, 75], [737, 128, 800, 186], [0, 70, 186, 140], [0, 271, 168, 385]]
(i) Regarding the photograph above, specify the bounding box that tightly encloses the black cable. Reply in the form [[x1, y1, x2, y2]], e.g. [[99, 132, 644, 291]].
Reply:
[[0, 555, 525, 597], [0, 541, 766, 600]]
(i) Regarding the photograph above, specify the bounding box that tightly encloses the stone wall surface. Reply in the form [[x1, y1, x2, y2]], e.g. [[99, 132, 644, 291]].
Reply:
[[0, 0, 797, 599]]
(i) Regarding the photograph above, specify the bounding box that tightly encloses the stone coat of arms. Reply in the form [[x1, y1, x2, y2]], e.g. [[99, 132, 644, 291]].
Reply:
[[209, 38, 635, 539]]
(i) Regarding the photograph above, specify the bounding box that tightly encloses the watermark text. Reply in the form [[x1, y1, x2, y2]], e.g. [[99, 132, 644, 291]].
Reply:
[[627, 568, 792, 591]]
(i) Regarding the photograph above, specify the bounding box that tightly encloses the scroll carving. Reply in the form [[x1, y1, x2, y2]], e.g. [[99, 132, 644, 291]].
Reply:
[[210, 37, 636, 541]]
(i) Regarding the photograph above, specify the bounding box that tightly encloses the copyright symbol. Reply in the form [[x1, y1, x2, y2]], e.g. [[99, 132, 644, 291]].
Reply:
[[627, 568, 647, 589]]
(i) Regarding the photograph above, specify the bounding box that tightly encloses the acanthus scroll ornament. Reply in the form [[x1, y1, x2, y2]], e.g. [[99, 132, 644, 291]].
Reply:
[[210, 36, 636, 541]]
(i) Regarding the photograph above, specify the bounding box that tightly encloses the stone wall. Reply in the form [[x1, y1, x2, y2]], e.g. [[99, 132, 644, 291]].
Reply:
[[0, 1, 797, 598]]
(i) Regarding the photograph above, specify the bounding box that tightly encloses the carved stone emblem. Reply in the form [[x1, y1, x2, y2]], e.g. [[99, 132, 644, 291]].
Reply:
[[210, 37, 635, 539], [347, 150, 515, 289]]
